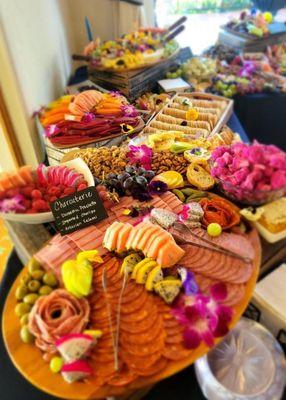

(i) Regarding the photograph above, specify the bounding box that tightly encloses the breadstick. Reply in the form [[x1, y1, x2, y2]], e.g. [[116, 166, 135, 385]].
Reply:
[[157, 114, 211, 131], [150, 121, 209, 137], [144, 127, 158, 134], [163, 107, 188, 119]]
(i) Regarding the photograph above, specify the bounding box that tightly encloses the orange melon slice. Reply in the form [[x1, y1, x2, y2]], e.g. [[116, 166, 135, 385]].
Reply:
[[18, 166, 33, 184], [116, 223, 133, 253], [157, 242, 185, 268], [0, 172, 14, 190], [137, 225, 162, 252], [9, 172, 26, 187], [147, 232, 171, 259], [103, 222, 124, 251], [127, 223, 150, 250]]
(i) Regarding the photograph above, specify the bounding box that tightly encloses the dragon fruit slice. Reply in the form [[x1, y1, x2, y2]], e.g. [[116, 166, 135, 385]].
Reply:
[[61, 360, 92, 383], [55, 333, 95, 362], [59, 166, 70, 185], [65, 170, 85, 187], [47, 166, 57, 184], [53, 166, 65, 185], [37, 164, 48, 185]]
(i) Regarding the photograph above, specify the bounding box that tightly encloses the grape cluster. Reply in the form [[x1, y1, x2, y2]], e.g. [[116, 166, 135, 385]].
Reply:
[[105, 166, 155, 200]]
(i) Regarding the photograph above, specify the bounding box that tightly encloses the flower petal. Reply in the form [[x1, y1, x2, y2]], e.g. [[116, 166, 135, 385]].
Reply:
[[183, 329, 201, 349], [210, 282, 228, 301]]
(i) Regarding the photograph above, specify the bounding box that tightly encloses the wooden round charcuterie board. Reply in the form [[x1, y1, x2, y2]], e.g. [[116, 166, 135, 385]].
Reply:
[[2, 227, 261, 400]]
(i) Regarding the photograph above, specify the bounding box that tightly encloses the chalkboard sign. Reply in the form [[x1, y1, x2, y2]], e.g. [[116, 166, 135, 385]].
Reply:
[[50, 187, 108, 235]]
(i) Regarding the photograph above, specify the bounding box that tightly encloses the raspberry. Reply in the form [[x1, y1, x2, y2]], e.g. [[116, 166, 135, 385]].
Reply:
[[31, 189, 42, 199], [25, 208, 38, 214], [48, 186, 61, 197], [0, 192, 6, 200], [21, 186, 34, 198], [96, 185, 106, 191], [49, 196, 57, 203], [63, 187, 76, 196], [77, 183, 88, 191], [32, 199, 49, 211], [22, 199, 31, 209]]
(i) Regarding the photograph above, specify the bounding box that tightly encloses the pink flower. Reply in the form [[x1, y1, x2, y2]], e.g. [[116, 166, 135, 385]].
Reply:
[[121, 104, 139, 117], [233, 167, 249, 184], [0, 194, 25, 213], [82, 112, 95, 123], [172, 282, 232, 349], [44, 124, 60, 138], [127, 145, 153, 170]]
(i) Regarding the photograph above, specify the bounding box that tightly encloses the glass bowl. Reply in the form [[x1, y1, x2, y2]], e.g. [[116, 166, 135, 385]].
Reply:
[[215, 177, 286, 206]]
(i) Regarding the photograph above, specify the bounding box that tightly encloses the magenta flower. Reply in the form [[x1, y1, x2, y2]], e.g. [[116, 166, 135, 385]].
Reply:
[[127, 145, 153, 170], [0, 194, 25, 213], [109, 90, 122, 98], [172, 282, 232, 349], [121, 104, 139, 117], [147, 180, 168, 195], [44, 124, 60, 138], [82, 112, 96, 123]]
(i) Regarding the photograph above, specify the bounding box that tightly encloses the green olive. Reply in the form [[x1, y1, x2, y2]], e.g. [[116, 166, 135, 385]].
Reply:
[[15, 285, 28, 301], [20, 313, 30, 326], [39, 285, 53, 296], [27, 258, 42, 274], [23, 293, 39, 305], [15, 302, 31, 317], [30, 270, 45, 281], [43, 273, 58, 288], [20, 325, 34, 344], [27, 280, 41, 293], [20, 275, 31, 286]]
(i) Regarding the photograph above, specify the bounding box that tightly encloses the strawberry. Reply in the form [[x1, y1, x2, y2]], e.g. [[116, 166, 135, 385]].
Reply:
[[31, 189, 42, 199], [22, 199, 32, 209], [0, 192, 6, 200], [25, 208, 38, 214]]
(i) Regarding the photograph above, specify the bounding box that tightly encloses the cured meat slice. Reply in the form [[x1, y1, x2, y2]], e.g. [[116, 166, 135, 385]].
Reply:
[[108, 368, 138, 387], [132, 356, 167, 377], [121, 319, 163, 345], [122, 349, 162, 370], [120, 310, 158, 333], [163, 344, 191, 361]]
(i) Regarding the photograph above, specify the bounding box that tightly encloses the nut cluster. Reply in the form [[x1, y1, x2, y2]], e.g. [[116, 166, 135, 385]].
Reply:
[[73, 146, 128, 179], [151, 151, 188, 175]]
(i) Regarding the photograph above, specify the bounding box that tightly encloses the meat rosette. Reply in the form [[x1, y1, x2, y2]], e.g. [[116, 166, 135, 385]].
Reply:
[[199, 198, 240, 229], [28, 289, 90, 355]]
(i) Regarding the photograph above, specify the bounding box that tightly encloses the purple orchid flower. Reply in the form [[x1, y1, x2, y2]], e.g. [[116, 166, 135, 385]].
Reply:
[[0, 194, 25, 213]]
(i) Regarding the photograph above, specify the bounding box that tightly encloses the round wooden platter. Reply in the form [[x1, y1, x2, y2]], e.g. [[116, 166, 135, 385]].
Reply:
[[2, 229, 261, 400]]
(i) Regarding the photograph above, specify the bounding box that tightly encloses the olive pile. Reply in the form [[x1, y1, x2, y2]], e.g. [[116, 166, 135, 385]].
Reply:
[[15, 258, 58, 343]]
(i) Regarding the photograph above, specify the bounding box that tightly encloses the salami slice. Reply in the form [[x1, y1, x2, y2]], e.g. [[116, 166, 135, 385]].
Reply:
[[120, 310, 158, 333], [108, 368, 138, 387], [163, 344, 191, 361], [123, 349, 162, 370], [132, 356, 168, 377]]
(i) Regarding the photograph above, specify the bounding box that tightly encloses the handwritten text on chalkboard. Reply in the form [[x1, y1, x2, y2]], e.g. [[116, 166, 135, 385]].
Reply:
[[51, 187, 107, 235]]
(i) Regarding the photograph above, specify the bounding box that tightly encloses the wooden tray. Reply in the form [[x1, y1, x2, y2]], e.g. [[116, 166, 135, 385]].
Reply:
[[2, 228, 261, 399], [50, 117, 145, 149], [143, 92, 233, 139], [89, 48, 180, 74]]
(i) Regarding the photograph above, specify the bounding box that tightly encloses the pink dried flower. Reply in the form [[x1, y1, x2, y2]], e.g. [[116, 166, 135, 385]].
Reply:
[[271, 170, 286, 189], [44, 124, 60, 138], [121, 104, 139, 117], [82, 112, 96, 123]]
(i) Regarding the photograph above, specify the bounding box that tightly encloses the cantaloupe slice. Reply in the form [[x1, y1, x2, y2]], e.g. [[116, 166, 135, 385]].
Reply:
[[103, 222, 123, 251], [136, 225, 161, 251], [18, 166, 33, 184], [128, 223, 151, 250], [0, 172, 14, 190], [147, 232, 171, 259], [9, 172, 26, 187], [156, 242, 185, 268], [116, 223, 133, 253]]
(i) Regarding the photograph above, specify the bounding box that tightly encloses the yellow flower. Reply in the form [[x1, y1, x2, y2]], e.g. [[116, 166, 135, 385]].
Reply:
[[186, 108, 199, 121], [123, 209, 131, 215], [120, 124, 134, 134], [76, 250, 103, 264], [263, 12, 273, 24]]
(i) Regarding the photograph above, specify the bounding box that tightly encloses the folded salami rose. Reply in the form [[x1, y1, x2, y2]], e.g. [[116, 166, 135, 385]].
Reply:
[[28, 289, 90, 355], [199, 198, 240, 229]]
